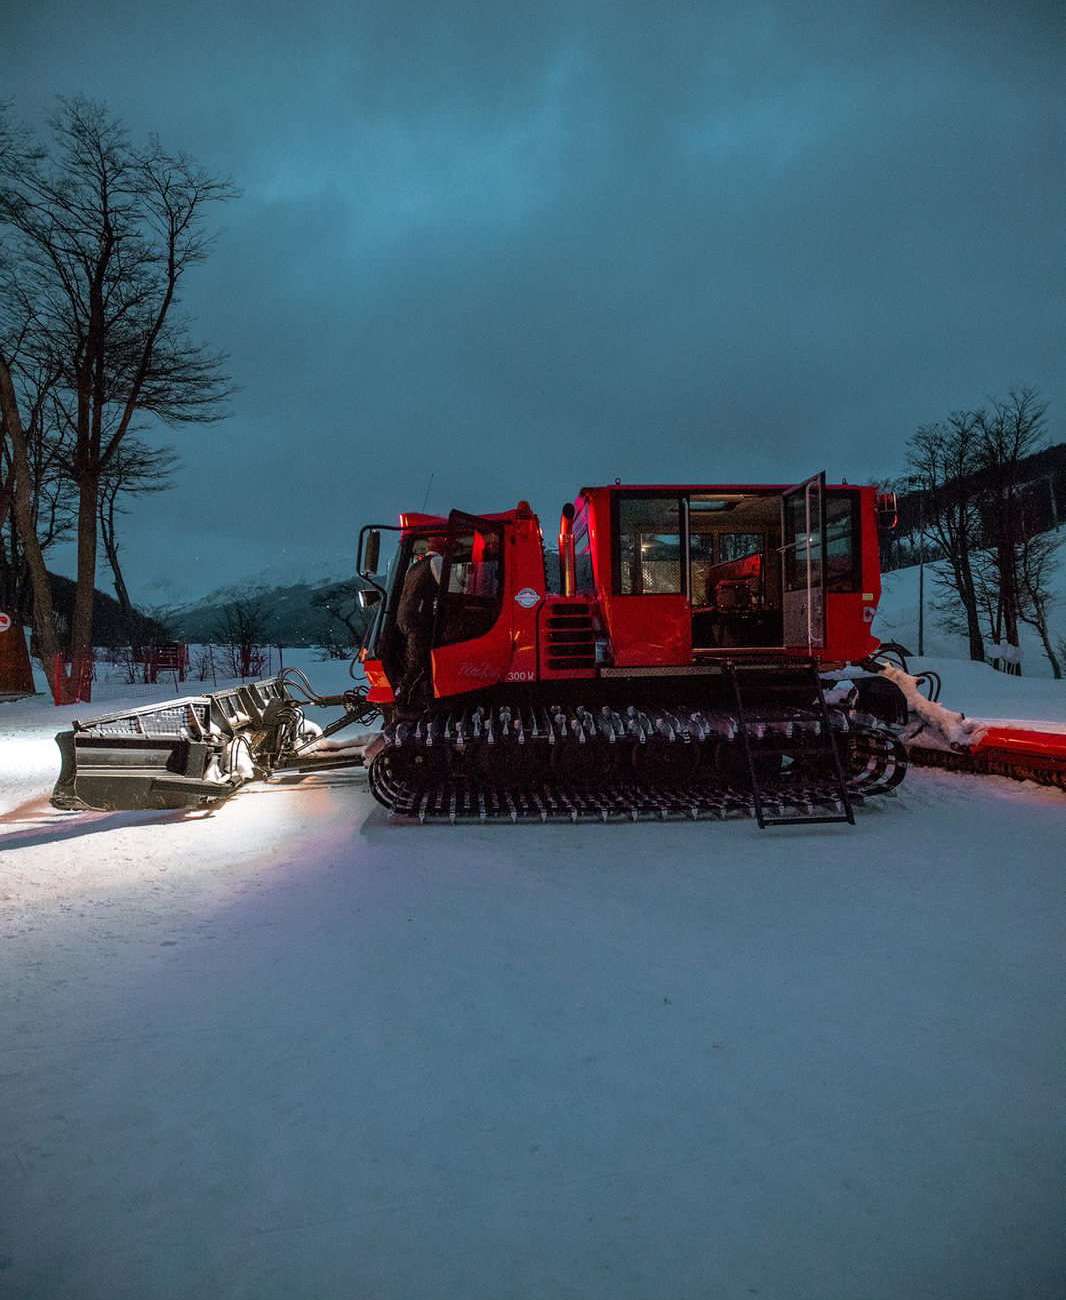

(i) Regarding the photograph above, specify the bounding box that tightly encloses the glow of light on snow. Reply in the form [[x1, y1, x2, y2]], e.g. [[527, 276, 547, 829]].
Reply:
[[1, 641, 1064, 1298], [0, 734, 59, 788]]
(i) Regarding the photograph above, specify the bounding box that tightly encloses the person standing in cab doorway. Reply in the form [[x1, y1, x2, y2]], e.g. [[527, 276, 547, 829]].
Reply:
[[394, 535, 446, 707]]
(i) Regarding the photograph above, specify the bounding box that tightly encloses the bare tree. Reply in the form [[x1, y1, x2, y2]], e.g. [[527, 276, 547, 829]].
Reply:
[[0, 97, 237, 693], [213, 597, 267, 678], [0, 346, 77, 614], [972, 388, 1050, 674], [310, 582, 371, 658], [0, 110, 67, 681], [1017, 529, 1062, 678], [98, 437, 179, 620], [905, 413, 986, 661], [905, 389, 1058, 674], [0, 355, 66, 675]]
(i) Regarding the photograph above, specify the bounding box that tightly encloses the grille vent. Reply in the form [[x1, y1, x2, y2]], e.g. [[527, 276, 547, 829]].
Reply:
[[546, 603, 597, 671]]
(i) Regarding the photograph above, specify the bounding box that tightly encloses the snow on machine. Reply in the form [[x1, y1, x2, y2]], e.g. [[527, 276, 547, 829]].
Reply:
[[53, 473, 930, 826]]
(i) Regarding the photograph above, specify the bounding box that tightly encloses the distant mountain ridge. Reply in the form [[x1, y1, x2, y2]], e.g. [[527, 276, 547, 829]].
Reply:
[[163, 549, 562, 646], [165, 574, 368, 647], [181, 555, 359, 610]]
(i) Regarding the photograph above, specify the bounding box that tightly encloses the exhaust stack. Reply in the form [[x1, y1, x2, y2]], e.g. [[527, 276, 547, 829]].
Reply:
[[559, 502, 576, 597]]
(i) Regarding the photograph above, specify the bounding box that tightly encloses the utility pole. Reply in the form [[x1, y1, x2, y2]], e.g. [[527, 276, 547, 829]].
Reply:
[[918, 540, 925, 656], [908, 478, 925, 656]]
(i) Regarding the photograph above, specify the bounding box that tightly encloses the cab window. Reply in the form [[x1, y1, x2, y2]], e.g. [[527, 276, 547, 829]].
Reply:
[[572, 502, 596, 596], [616, 496, 683, 595], [784, 490, 858, 592], [825, 493, 859, 592], [435, 526, 503, 645]]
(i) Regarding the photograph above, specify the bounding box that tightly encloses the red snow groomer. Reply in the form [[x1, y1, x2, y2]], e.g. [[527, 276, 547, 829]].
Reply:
[[51, 474, 916, 826], [355, 475, 909, 825]]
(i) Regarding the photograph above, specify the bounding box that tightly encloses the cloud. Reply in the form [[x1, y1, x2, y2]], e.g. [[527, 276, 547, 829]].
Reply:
[[5, 0, 1062, 597]]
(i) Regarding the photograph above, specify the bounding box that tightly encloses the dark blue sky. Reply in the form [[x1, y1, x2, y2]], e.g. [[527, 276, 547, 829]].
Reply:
[[5, 0, 1063, 604]]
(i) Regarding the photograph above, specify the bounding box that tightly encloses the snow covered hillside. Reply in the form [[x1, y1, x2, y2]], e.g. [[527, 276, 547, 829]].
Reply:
[[138, 551, 361, 613], [166, 579, 368, 646], [161, 553, 369, 646], [875, 529, 1066, 677], [167, 556, 358, 620], [1, 653, 1064, 1299]]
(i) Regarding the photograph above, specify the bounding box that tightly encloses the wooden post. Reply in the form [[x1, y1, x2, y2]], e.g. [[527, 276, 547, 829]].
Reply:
[[0, 615, 36, 697]]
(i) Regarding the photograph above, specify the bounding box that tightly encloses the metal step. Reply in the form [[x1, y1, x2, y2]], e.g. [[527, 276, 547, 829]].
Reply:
[[758, 812, 853, 827], [728, 658, 855, 829], [375, 776, 867, 825]]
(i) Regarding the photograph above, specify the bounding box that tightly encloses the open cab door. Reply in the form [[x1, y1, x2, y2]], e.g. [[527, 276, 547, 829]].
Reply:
[[781, 472, 827, 654], [430, 510, 511, 696]]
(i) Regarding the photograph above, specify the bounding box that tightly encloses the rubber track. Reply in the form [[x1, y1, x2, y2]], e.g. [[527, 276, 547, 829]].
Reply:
[[368, 702, 907, 824]]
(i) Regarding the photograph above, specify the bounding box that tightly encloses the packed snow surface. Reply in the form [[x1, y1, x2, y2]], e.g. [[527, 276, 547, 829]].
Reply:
[[1, 653, 1064, 1299]]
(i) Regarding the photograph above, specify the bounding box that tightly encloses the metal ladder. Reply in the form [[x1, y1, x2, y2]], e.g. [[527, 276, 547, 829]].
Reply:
[[727, 659, 855, 828]]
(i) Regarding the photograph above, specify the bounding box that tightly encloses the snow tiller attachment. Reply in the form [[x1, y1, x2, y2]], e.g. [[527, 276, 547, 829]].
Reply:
[[51, 670, 380, 813], [862, 648, 1066, 791]]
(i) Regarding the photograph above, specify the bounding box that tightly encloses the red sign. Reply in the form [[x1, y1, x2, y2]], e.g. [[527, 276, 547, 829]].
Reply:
[[0, 612, 11, 634]]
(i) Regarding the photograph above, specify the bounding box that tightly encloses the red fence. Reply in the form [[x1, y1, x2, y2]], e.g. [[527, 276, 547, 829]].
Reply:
[[52, 643, 284, 705], [139, 643, 189, 683], [52, 654, 96, 705], [52, 644, 189, 706]]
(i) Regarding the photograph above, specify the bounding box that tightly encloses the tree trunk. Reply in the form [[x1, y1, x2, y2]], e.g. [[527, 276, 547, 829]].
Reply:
[[963, 588, 985, 661], [99, 497, 133, 619], [996, 541, 1021, 675], [955, 525, 985, 662], [1022, 605, 1062, 680], [1035, 616, 1062, 679], [107, 538, 133, 619], [70, 472, 99, 662], [0, 358, 65, 697], [0, 459, 14, 535]]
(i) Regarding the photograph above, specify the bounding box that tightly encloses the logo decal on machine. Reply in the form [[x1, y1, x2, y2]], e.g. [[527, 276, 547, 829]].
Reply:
[[514, 588, 541, 608], [458, 661, 496, 679]]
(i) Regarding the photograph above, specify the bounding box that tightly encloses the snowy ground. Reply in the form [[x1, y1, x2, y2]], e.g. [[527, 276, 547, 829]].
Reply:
[[1, 654, 1064, 1299]]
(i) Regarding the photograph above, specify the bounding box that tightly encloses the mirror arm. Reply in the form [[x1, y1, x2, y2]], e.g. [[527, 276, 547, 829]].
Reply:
[[356, 523, 395, 596]]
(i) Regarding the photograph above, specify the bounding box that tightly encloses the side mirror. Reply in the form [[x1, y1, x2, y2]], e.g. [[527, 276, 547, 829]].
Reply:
[[876, 491, 898, 532], [364, 529, 381, 575], [357, 588, 382, 610]]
